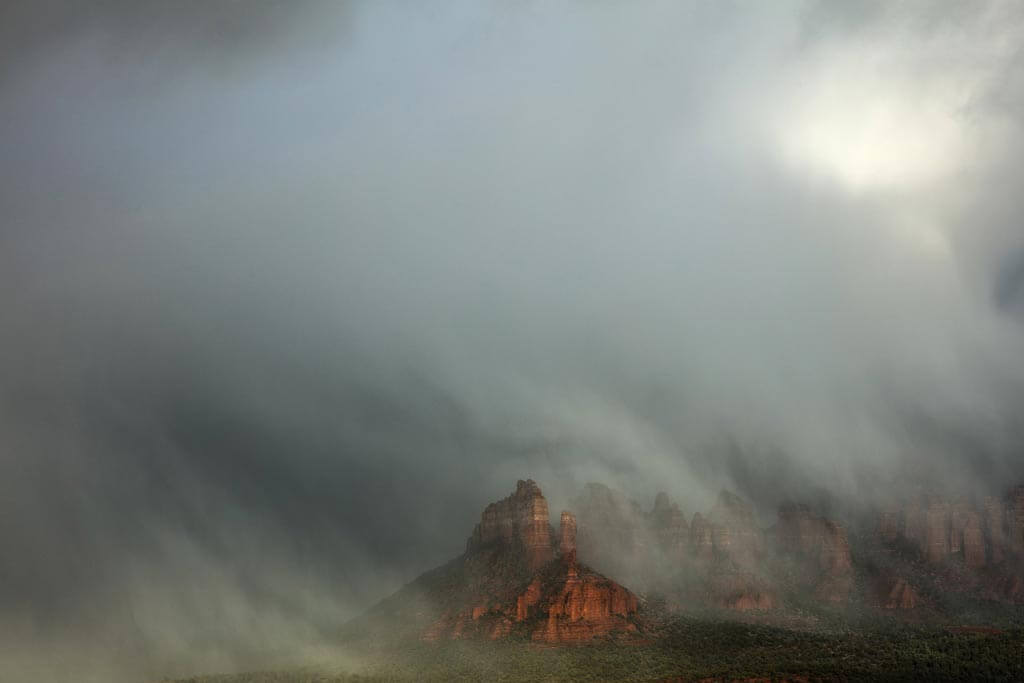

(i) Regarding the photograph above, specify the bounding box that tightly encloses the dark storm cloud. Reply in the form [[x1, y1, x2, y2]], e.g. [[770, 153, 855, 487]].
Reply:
[[2, 1, 1024, 680], [0, 1, 350, 87]]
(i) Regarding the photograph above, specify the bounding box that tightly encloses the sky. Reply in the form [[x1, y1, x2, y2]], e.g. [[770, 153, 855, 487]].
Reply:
[[2, 1, 1024, 680]]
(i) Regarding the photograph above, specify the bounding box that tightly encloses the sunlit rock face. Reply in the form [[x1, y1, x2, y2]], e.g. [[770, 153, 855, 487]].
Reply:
[[525, 551, 640, 644], [360, 478, 1024, 646], [424, 480, 640, 644]]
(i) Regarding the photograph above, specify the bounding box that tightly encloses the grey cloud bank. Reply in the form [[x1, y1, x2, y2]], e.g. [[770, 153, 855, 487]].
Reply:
[[2, 1, 1024, 680]]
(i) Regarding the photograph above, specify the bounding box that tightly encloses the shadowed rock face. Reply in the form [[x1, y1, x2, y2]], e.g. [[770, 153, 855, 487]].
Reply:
[[776, 503, 851, 574], [962, 510, 986, 569], [571, 485, 778, 610], [467, 479, 554, 571], [775, 503, 852, 602], [879, 577, 921, 610], [572, 482, 649, 582], [819, 521, 852, 575], [950, 500, 971, 555], [1007, 486, 1024, 555], [690, 512, 714, 563], [650, 491, 689, 558], [984, 496, 1006, 564], [708, 490, 763, 569], [559, 510, 577, 556]]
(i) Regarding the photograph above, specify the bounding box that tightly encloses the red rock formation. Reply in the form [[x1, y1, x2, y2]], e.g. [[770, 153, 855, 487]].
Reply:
[[572, 482, 647, 580], [879, 577, 920, 609], [776, 503, 821, 555], [962, 510, 986, 569], [984, 496, 1005, 564], [903, 496, 927, 550], [1000, 574, 1024, 603], [650, 491, 689, 557], [529, 551, 640, 643], [878, 508, 901, 541], [775, 503, 852, 602], [467, 479, 554, 570], [1006, 485, 1024, 554], [820, 520, 852, 575], [712, 490, 757, 528], [516, 578, 542, 621], [949, 500, 971, 555], [924, 498, 951, 564], [708, 571, 777, 610], [559, 510, 577, 556], [423, 480, 639, 644], [877, 493, 1002, 568], [690, 512, 714, 563], [726, 590, 777, 611], [429, 550, 641, 643], [709, 490, 762, 568]]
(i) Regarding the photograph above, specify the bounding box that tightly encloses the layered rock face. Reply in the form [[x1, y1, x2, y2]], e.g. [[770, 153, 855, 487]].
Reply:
[[650, 491, 689, 558], [775, 503, 852, 602], [878, 577, 921, 610], [1006, 485, 1024, 554], [708, 490, 763, 569], [690, 513, 714, 563], [572, 485, 777, 609], [424, 481, 640, 643], [525, 552, 640, 644], [983, 497, 1005, 564], [559, 510, 577, 555], [572, 483, 649, 582], [776, 502, 852, 572], [467, 479, 554, 570], [819, 521, 852, 575], [876, 485, 1024, 570], [962, 510, 986, 569]]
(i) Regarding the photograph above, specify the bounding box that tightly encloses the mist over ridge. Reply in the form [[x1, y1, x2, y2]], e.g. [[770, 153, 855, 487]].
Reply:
[[2, 1, 1024, 680]]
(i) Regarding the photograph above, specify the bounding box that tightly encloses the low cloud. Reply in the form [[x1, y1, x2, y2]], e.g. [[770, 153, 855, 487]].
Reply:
[[2, 1, 1024, 680]]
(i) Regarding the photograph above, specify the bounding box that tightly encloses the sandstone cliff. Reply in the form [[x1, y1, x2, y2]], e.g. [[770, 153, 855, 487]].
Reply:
[[875, 485, 1024, 571], [774, 503, 852, 602], [418, 481, 640, 643], [466, 478, 554, 571]]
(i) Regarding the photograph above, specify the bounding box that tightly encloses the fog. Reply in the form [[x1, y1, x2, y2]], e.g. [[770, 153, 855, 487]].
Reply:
[[2, 1, 1024, 680]]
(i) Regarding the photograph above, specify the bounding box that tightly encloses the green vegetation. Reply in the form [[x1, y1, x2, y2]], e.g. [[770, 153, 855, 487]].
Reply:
[[169, 619, 1024, 682]]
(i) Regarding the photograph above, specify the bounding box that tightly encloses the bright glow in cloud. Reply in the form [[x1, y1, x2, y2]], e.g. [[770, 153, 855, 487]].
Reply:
[[777, 51, 972, 193]]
